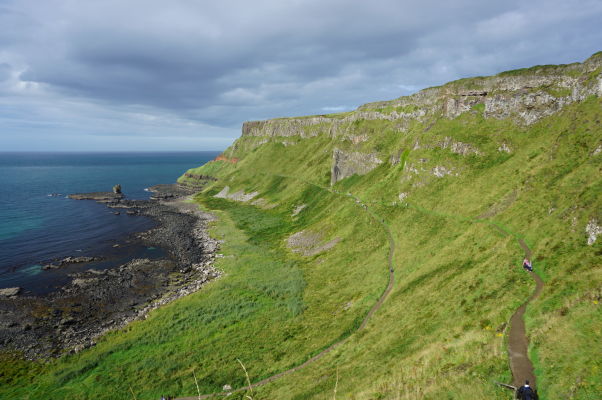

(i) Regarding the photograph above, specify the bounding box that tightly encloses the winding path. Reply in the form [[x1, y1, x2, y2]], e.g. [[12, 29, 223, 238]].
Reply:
[[176, 178, 543, 398], [507, 238, 544, 388], [177, 181, 396, 399]]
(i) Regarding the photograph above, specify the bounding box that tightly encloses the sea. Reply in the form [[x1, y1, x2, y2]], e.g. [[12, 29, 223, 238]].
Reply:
[[0, 151, 219, 295]]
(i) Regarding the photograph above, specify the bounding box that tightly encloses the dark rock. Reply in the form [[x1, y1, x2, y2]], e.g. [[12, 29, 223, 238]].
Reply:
[[42, 256, 102, 270], [68, 192, 124, 202]]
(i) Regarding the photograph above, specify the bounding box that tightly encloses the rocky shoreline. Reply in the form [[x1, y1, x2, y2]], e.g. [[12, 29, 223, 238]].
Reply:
[[0, 184, 221, 360]]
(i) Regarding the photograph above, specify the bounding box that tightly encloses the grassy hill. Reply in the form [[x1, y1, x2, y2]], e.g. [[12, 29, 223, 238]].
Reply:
[[2, 54, 601, 399]]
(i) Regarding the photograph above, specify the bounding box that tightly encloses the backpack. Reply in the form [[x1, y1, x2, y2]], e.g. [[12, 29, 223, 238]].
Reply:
[[519, 386, 535, 400]]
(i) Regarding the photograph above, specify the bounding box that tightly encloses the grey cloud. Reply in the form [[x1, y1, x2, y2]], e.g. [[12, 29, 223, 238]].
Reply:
[[1, 0, 601, 150], [0, 63, 11, 81]]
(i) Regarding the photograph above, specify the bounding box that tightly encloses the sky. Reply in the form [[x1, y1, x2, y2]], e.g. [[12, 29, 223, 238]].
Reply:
[[1, 0, 601, 151]]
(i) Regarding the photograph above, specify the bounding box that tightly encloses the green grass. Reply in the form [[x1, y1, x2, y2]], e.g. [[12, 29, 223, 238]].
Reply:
[[372, 104, 420, 115]]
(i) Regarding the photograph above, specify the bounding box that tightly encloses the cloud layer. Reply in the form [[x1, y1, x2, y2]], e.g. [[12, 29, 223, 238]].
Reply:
[[1, 0, 601, 150]]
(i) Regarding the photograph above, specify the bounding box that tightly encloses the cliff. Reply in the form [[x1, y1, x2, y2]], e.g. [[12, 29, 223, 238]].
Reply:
[[182, 52, 602, 187], [241, 52, 602, 138]]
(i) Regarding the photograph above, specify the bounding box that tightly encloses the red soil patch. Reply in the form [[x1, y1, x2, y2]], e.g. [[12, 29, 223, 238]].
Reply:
[[214, 154, 239, 163]]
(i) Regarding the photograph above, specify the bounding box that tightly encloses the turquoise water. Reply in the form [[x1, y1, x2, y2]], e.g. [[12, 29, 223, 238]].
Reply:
[[0, 151, 219, 293]]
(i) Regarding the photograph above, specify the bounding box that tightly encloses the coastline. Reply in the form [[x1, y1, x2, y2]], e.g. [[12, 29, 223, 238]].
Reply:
[[0, 184, 221, 359]]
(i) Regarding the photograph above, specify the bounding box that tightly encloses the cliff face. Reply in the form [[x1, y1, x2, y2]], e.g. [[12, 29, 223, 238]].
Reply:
[[202, 53, 599, 186], [331, 148, 383, 185], [241, 53, 602, 138]]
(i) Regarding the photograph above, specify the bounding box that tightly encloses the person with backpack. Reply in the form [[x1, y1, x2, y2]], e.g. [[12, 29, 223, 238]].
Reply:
[[522, 258, 533, 272], [516, 380, 539, 400]]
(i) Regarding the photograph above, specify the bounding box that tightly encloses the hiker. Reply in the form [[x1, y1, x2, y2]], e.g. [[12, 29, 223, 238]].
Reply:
[[516, 380, 538, 400], [522, 258, 533, 272]]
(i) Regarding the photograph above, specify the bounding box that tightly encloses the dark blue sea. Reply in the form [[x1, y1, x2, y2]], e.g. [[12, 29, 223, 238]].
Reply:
[[0, 151, 219, 294]]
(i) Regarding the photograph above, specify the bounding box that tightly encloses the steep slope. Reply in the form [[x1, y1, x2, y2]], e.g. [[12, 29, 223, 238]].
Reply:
[[2, 54, 599, 400], [179, 53, 601, 399]]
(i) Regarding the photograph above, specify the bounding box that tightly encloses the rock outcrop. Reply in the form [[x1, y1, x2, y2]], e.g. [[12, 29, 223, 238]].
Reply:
[[42, 256, 103, 270], [287, 230, 341, 257], [68, 192, 124, 202], [586, 219, 601, 245], [331, 149, 383, 185], [214, 186, 260, 202], [0, 287, 21, 297]]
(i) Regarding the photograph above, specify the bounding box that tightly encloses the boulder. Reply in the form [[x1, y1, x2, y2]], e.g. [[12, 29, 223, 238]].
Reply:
[[0, 287, 21, 297]]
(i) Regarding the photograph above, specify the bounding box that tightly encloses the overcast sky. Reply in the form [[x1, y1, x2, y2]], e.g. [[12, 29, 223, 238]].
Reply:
[[1, 0, 601, 151]]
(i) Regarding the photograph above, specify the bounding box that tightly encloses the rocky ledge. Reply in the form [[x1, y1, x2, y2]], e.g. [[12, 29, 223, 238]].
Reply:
[[68, 192, 124, 202], [42, 256, 103, 270], [0, 184, 221, 359]]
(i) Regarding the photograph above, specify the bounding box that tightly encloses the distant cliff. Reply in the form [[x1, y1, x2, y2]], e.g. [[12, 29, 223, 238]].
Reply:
[[182, 52, 601, 186], [241, 52, 602, 138]]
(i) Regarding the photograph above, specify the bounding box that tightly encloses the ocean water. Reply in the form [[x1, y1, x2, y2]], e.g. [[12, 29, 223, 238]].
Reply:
[[0, 151, 219, 294]]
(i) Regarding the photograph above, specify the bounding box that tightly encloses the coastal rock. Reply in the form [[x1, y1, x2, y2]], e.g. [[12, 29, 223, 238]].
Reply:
[[42, 256, 102, 270], [1, 183, 222, 360], [112, 184, 121, 194], [68, 192, 124, 202], [0, 287, 21, 297]]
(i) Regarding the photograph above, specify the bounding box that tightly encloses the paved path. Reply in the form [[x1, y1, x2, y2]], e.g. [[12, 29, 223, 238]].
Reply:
[[177, 181, 395, 399]]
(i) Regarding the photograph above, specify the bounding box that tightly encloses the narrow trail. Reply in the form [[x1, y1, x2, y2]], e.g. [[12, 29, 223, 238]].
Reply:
[[485, 223, 544, 389], [507, 238, 544, 388], [176, 178, 543, 399], [177, 182, 395, 400], [368, 202, 545, 390]]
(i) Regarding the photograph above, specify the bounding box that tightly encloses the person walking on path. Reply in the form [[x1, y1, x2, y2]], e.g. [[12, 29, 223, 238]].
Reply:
[[516, 380, 538, 400], [522, 258, 533, 272]]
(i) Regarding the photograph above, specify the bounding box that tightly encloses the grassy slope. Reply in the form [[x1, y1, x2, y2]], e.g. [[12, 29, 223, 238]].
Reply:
[[2, 89, 600, 399], [179, 97, 601, 399]]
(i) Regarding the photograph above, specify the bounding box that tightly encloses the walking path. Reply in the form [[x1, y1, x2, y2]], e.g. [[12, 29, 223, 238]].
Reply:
[[507, 239, 544, 388], [483, 222, 544, 390], [176, 179, 543, 398]]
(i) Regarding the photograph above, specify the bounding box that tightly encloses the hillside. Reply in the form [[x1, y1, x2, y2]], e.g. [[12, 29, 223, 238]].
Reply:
[[3, 54, 601, 399]]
